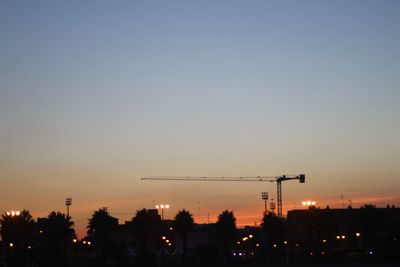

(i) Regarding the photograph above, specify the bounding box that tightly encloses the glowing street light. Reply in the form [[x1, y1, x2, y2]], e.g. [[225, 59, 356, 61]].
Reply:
[[6, 211, 21, 217], [302, 201, 316, 207], [155, 204, 170, 220]]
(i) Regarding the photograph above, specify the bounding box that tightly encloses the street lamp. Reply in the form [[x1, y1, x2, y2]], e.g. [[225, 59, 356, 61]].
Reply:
[[155, 204, 170, 219], [6, 211, 21, 217], [302, 200, 316, 207]]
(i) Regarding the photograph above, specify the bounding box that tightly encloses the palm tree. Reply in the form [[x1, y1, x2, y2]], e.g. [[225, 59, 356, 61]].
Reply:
[[261, 212, 286, 248], [131, 209, 162, 254], [174, 209, 194, 257], [0, 210, 35, 266], [44, 211, 75, 253], [0, 209, 34, 246], [216, 210, 236, 259], [87, 208, 118, 259]]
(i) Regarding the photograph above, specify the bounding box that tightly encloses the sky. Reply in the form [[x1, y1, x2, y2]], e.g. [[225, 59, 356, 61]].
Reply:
[[1, 0, 400, 237]]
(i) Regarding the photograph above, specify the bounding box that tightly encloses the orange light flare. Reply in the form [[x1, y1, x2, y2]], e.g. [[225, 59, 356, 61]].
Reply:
[[6, 211, 21, 217], [302, 201, 316, 207]]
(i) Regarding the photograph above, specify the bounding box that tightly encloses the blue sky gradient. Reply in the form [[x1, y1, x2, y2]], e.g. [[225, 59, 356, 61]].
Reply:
[[1, 0, 399, 235]]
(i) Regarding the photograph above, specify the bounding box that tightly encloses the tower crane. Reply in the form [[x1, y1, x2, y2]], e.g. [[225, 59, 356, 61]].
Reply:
[[141, 174, 305, 217]]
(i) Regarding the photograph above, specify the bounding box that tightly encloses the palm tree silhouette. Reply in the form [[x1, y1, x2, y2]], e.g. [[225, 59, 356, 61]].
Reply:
[[216, 210, 236, 261], [0, 209, 34, 247], [131, 209, 162, 254], [0, 210, 35, 266], [44, 211, 75, 253], [262, 212, 286, 243], [174, 209, 194, 258], [87, 208, 117, 260]]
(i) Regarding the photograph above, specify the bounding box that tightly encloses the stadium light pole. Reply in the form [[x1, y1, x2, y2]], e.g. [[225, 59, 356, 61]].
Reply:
[[66, 198, 72, 218], [155, 204, 170, 220], [261, 192, 269, 214]]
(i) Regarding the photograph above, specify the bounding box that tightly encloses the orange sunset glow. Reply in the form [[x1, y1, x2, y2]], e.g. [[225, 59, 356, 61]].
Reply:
[[1, 1, 400, 266]]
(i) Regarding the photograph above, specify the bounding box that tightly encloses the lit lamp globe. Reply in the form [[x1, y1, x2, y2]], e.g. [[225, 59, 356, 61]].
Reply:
[[302, 201, 316, 207]]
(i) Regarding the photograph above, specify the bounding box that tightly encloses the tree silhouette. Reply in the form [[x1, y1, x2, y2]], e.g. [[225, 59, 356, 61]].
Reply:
[[44, 211, 75, 254], [87, 208, 117, 260], [174, 209, 194, 257], [262, 212, 286, 262], [0, 209, 34, 246], [262, 212, 286, 247], [216, 210, 236, 260], [0, 210, 35, 267], [131, 209, 162, 254]]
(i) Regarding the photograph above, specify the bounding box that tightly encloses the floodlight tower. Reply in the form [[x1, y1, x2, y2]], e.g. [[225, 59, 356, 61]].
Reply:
[[261, 192, 269, 214], [66, 198, 72, 218], [155, 204, 170, 220], [270, 199, 276, 215]]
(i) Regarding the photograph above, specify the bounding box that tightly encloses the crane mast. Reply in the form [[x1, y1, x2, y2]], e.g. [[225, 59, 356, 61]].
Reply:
[[141, 174, 305, 217]]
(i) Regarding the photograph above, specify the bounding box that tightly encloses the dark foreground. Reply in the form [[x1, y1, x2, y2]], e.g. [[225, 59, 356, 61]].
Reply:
[[185, 263, 400, 267]]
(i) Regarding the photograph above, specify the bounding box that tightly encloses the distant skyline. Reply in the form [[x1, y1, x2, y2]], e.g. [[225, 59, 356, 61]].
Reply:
[[1, 0, 400, 237]]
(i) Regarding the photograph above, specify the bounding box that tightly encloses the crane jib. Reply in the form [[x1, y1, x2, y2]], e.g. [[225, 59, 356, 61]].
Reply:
[[141, 174, 306, 218], [141, 177, 277, 182]]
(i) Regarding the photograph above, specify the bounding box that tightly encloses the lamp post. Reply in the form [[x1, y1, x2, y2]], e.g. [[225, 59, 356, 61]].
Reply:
[[261, 192, 269, 214], [155, 204, 170, 220], [302, 200, 316, 207]]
